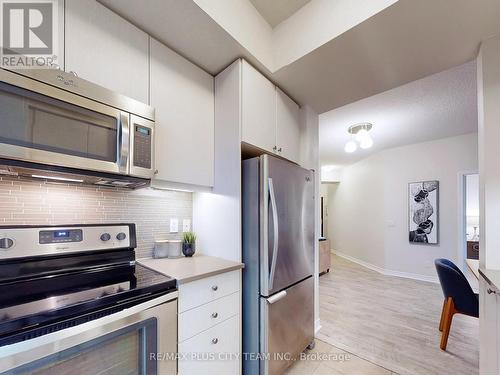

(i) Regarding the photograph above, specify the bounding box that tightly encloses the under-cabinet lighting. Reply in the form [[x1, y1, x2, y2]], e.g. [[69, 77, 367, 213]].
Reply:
[[31, 174, 84, 183]]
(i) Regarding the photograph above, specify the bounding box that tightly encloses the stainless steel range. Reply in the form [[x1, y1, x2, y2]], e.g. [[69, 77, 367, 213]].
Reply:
[[0, 223, 178, 374]]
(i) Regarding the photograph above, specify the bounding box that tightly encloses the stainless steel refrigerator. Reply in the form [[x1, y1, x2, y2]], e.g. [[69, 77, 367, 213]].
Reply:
[[242, 154, 315, 375]]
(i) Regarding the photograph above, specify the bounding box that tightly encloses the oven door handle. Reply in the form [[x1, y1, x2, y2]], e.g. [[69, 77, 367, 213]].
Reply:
[[118, 112, 130, 174]]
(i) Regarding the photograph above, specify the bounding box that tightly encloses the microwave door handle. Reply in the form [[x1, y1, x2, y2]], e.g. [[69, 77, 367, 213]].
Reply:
[[268, 177, 279, 291], [118, 112, 130, 174]]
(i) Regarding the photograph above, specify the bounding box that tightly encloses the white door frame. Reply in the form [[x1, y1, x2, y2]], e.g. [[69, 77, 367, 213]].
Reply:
[[457, 169, 479, 270]]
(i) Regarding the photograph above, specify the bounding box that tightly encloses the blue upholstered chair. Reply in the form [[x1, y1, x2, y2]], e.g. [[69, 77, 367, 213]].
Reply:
[[434, 258, 479, 350]]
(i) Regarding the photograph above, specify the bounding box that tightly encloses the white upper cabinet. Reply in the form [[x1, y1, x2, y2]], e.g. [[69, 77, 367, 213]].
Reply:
[[241, 60, 276, 153], [276, 87, 300, 163], [238, 60, 301, 163], [65, 0, 149, 103], [150, 38, 214, 188]]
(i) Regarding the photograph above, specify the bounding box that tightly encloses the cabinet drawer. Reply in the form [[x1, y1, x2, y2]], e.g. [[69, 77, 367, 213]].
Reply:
[[179, 291, 240, 342], [178, 315, 240, 375], [179, 270, 240, 312]]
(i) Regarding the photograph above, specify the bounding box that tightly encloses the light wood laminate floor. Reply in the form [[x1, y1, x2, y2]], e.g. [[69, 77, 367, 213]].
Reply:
[[315, 255, 479, 375], [286, 338, 396, 374]]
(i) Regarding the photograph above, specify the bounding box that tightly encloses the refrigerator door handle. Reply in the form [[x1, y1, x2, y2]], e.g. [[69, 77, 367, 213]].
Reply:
[[268, 177, 279, 291], [267, 290, 287, 304]]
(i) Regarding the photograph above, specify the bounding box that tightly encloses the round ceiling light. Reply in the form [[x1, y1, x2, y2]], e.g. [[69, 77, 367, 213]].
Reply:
[[344, 123, 374, 153], [355, 128, 369, 142], [360, 136, 374, 149], [344, 140, 357, 153]]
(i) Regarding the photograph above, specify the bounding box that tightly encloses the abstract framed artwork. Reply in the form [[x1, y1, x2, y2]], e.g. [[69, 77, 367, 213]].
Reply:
[[409, 180, 439, 244]]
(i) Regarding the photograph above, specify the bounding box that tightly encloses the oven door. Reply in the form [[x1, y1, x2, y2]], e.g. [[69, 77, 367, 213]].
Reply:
[[0, 69, 129, 176], [0, 293, 178, 375]]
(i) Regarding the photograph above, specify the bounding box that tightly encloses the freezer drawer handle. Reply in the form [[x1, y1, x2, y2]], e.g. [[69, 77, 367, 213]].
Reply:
[[267, 291, 287, 304], [268, 177, 279, 291]]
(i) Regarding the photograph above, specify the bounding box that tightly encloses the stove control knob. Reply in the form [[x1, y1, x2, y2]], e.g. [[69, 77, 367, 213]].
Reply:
[[0, 238, 14, 250], [100, 233, 111, 242], [116, 232, 127, 241]]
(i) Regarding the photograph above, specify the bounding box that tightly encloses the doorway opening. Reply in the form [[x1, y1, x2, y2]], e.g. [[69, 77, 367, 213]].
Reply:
[[464, 173, 479, 260]]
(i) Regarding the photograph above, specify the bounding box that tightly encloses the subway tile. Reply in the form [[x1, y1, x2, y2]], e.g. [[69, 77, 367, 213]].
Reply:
[[1, 177, 193, 258]]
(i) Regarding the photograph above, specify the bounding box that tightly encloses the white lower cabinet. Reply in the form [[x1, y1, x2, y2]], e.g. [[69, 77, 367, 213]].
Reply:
[[179, 292, 240, 342], [178, 315, 240, 375], [177, 270, 241, 375]]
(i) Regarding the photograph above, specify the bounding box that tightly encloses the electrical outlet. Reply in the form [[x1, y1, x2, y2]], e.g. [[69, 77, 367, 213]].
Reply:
[[170, 218, 179, 233], [182, 219, 191, 232]]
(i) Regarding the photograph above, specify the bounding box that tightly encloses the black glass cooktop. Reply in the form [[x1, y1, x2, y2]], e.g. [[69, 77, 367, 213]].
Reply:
[[0, 263, 176, 346]]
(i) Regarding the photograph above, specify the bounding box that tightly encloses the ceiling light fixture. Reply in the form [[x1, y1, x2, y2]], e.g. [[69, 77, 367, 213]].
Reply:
[[344, 140, 357, 153], [344, 123, 374, 153]]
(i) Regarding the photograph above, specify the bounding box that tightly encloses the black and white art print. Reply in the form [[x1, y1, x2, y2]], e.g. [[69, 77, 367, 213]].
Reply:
[[409, 181, 439, 244]]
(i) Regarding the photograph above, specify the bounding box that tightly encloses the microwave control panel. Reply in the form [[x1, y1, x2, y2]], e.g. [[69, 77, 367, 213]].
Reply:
[[133, 125, 152, 169]]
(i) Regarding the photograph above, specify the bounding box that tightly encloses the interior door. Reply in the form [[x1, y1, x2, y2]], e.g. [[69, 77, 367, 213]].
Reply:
[[260, 155, 314, 297]]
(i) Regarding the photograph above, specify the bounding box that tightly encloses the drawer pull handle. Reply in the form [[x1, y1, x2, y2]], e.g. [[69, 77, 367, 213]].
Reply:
[[212, 338, 219, 344], [212, 312, 218, 318], [212, 285, 218, 291], [487, 288, 497, 295]]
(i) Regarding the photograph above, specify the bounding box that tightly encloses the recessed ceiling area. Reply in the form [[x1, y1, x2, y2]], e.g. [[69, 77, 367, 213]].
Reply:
[[319, 60, 478, 168], [100, 0, 500, 116], [249, 0, 312, 27]]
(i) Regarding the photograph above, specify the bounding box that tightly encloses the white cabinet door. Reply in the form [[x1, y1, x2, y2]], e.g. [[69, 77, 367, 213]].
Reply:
[[178, 315, 240, 375], [241, 60, 276, 153], [479, 278, 499, 375], [276, 87, 300, 163], [150, 38, 214, 188], [65, 0, 149, 103]]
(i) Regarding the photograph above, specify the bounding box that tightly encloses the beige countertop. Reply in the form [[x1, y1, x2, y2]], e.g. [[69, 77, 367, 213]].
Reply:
[[479, 267, 500, 293], [138, 254, 244, 285]]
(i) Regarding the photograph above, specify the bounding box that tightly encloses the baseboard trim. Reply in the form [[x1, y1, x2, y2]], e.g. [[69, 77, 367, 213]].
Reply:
[[333, 250, 439, 284]]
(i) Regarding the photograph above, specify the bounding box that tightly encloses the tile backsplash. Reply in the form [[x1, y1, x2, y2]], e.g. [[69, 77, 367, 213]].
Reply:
[[0, 176, 192, 259]]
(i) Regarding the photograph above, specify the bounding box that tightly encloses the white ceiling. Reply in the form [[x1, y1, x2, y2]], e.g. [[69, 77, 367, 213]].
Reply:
[[249, 0, 312, 27], [273, 0, 500, 113], [101, 0, 500, 115], [319, 60, 478, 167]]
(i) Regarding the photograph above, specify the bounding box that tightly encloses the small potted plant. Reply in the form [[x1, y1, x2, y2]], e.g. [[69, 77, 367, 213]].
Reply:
[[182, 232, 196, 257]]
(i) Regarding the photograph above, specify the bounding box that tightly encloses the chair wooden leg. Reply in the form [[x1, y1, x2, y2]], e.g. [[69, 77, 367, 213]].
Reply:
[[439, 299, 446, 332], [440, 297, 456, 351]]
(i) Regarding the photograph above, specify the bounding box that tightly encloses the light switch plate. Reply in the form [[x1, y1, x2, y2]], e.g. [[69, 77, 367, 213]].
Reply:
[[182, 219, 191, 232], [170, 218, 179, 233]]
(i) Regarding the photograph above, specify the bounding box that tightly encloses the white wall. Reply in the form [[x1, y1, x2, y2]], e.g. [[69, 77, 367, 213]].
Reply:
[[299, 105, 321, 333], [193, 61, 242, 262], [320, 183, 330, 238], [478, 34, 500, 271], [466, 174, 480, 238], [328, 133, 478, 280]]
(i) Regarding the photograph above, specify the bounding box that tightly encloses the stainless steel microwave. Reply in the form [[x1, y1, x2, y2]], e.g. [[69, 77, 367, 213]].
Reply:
[[0, 68, 155, 188]]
